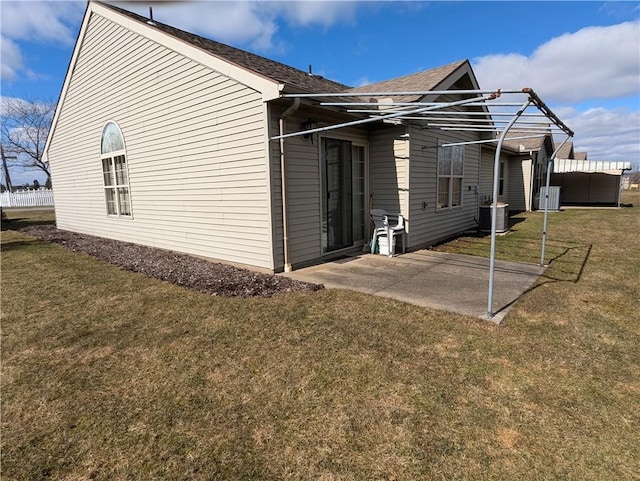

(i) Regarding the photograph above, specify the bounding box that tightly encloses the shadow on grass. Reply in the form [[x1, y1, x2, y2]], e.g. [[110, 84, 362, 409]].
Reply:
[[493, 242, 592, 317], [544, 243, 592, 282], [0, 238, 50, 250], [508, 216, 527, 228], [1, 218, 55, 231]]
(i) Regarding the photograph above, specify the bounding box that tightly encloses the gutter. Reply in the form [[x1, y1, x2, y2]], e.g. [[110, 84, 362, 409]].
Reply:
[[278, 98, 300, 272]]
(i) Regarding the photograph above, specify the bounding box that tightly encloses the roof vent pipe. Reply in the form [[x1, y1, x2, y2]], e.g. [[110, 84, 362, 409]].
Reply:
[[308, 65, 312, 76], [147, 7, 156, 26]]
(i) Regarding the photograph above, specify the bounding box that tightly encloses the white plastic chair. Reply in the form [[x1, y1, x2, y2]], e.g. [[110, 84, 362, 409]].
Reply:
[[370, 209, 406, 257]]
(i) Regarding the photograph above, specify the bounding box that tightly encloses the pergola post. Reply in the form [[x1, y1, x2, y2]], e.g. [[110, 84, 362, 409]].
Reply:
[[540, 136, 571, 267], [487, 98, 532, 320]]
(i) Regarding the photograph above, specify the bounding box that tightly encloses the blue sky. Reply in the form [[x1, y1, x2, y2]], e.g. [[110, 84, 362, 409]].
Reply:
[[1, 0, 639, 184]]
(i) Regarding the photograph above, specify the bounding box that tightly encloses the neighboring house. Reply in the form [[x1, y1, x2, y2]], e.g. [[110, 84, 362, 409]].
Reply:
[[501, 135, 555, 212], [44, 2, 525, 272], [477, 145, 513, 207], [555, 141, 575, 161]]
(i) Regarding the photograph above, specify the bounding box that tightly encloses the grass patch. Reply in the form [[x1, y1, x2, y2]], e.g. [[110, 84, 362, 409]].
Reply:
[[2, 195, 639, 480], [1, 208, 55, 231]]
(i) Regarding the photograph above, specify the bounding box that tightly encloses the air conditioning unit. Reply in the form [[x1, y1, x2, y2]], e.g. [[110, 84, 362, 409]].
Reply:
[[479, 202, 509, 233], [539, 186, 561, 211]]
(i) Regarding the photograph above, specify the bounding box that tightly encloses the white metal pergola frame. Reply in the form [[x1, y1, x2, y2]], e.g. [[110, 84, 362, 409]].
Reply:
[[270, 88, 574, 321]]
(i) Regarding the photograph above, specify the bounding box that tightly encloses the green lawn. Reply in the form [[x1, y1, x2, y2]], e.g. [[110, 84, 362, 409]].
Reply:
[[1, 196, 639, 480]]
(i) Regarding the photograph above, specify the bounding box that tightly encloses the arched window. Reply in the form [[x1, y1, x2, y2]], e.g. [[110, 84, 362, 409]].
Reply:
[[101, 121, 131, 216]]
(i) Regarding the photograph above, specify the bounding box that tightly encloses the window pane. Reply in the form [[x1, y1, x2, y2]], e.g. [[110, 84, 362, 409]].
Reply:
[[452, 178, 462, 206], [102, 158, 114, 186], [114, 155, 128, 185], [105, 188, 117, 214], [438, 147, 451, 175], [452, 146, 464, 176], [101, 122, 125, 154], [438, 178, 450, 208], [352, 146, 365, 242], [118, 188, 131, 216]]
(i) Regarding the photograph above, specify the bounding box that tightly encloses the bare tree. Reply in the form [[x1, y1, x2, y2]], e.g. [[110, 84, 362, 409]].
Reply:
[[1, 97, 56, 186]]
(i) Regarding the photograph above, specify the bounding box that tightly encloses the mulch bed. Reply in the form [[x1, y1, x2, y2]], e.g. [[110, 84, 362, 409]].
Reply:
[[18, 226, 324, 298]]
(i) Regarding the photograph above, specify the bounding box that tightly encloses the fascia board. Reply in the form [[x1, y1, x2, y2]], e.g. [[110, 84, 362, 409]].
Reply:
[[43, 2, 92, 160], [90, 2, 281, 102], [417, 62, 492, 127]]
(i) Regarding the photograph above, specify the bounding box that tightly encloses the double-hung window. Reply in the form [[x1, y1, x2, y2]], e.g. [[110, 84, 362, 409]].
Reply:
[[101, 121, 131, 217], [437, 143, 464, 209]]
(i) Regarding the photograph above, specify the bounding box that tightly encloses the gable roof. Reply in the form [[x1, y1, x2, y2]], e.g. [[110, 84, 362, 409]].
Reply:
[[99, 2, 350, 94], [502, 134, 554, 155], [574, 151, 588, 160], [347, 60, 473, 102], [556, 141, 575, 159]]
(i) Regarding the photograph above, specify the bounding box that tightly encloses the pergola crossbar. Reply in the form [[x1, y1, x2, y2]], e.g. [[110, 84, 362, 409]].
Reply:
[[270, 87, 573, 321], [281, 88, 526, 98]]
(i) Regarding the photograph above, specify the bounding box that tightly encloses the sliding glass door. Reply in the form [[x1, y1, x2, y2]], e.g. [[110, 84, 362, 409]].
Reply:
[[321, 138, 365, 253]]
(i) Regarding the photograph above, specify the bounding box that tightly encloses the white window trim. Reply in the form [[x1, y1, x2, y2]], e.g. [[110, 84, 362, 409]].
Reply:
[[437, 142, 464, 210], [101, 121, 132, 218]]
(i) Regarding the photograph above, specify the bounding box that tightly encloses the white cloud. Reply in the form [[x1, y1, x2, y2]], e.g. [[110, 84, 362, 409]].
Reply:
[[353, 76, 373, 88], [118, 2, 279, 51], [0, 1, 84, 81], [0, 36, 23, 81], [473, 21, 640, 103], [0, 1, 83, 44], [116, 1, 358, 51], [561, 107, 640, 164], [276, 1, 357, 28]]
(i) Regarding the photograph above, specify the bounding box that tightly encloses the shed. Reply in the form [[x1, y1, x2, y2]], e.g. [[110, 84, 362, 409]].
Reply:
[[551, 159, 632, 206]]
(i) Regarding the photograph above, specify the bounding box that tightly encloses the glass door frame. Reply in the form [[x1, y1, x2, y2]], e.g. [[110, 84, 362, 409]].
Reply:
[[319, 135, 369, 255]]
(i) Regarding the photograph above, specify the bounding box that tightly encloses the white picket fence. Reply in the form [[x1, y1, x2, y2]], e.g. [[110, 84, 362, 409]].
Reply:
[[0, 189, 55, 208]]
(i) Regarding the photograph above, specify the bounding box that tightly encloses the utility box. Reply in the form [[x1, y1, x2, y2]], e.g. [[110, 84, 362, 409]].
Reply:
[[479, 203, 509, 233], [539, 186, 561, 211]]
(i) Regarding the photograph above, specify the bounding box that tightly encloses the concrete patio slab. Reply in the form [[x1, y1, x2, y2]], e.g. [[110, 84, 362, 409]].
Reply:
[[283, 250, 544, 323]]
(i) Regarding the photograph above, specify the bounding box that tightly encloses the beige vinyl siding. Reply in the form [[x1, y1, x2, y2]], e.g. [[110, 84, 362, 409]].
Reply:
[[369, 125, 409, 217], [268, 109, 319, 270], [269, 107, 369, 270], [479, 148, 494, 203], [479, 147, 509, 204], [507, 157, 532, 212], [282, 128, 321, 267], [407, 126, 480, 248], [48, 13, 273, 269]]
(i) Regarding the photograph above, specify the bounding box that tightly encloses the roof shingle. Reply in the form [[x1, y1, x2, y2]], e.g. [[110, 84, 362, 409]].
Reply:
[[347, 60, 468, 101], [99, 2, 350, 93]]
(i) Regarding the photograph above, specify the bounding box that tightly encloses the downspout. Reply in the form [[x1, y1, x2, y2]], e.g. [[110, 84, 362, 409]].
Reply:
[[278, 98, 300, 272]]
